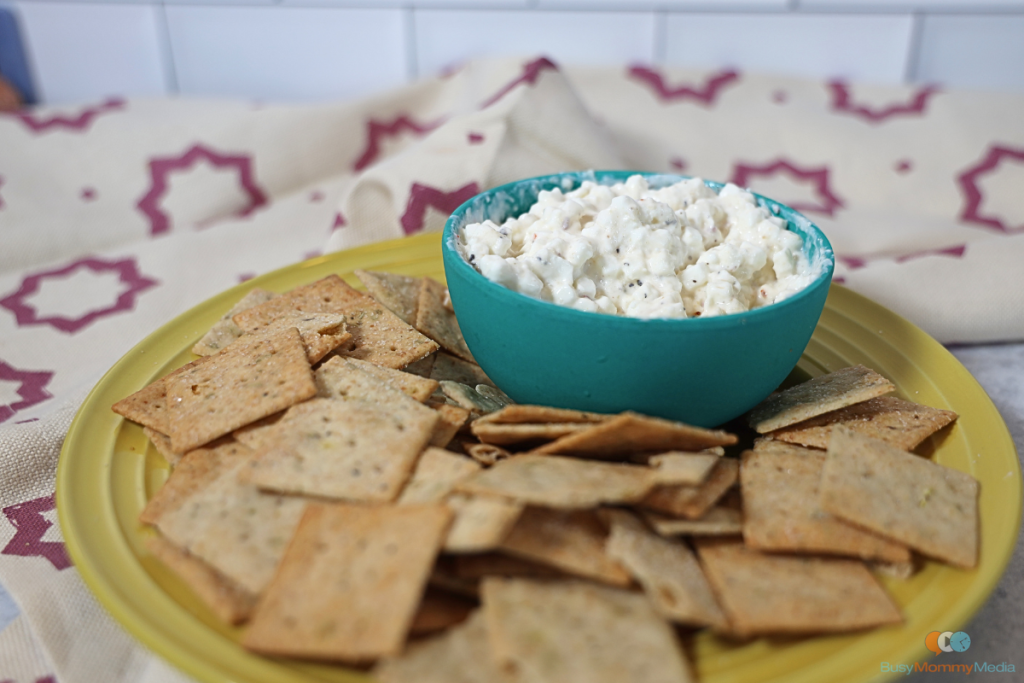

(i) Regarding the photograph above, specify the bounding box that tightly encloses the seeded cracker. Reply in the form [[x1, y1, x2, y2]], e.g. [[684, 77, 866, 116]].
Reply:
[[416, 277, 475, 362], [341, 356, 439, 402], [747, 364, 895, 434], [156, 460, 307, 594], [112, 355, 211, 434], [244, 397, 437, 502], [642, 506, 744, 537], [470, 421, 595, 446], [498, 507, 630, 586], [374, 609, 516, 683], [192, 288, 277, 356], [819, 426, 979, 568], [143, 534, 257, 625], [696, 539, 903, 637], [741, 447, 911, 562], [641, 457, 739, 519], [139, 438, 254, 526], [232, 275, 438, 369], [475, 404, 610, 425], [242, 311, 351, 363], [355, 269, 422, 325], [143, 427, 179, 465], [243, 502, 453, 662], [443, 493, 524, 553], [647, 452, 721, 486], [532, 411, 736, 459], [165, 326, 316, 454], [604, 510, 728, 629], [455, 454, 656, 509], [429, 352, 493, 387], [769, 395, 958, 451], [429, 403, 471, 448], [482, 577, 694, 683], [314, 356, 439, 413], [397, 447, 481, 504]]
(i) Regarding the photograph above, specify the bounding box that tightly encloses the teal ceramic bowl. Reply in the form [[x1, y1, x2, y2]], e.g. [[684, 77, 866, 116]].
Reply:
[[441, 171, 834, 427]]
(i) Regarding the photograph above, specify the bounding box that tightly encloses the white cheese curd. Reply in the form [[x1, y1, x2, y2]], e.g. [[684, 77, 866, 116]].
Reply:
[[458, 175, 824, 319]]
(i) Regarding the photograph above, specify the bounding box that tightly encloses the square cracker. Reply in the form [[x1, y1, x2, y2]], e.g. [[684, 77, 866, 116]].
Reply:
[[429, 403, 471, 448], [741, 447, 911, 563], [605, 510, 728, 630], [143, 533, 257, 625], [397, 447, 481, 504], [498, 507, 630, 586], [242, 311, 350, 364], [233, 275, 438, 369], [355, 269, 422, 326], [482, 577, 694, 683], [340, 356, 439, 402], [648, 452, 720, 486], [476, 404, 610, 425], [374, 609, 516, 683], [747, 364, 895, 434], [443, 493, 524, 554], [192, 288, 277, 356], [640, 457, 739, 519], [112, 356, 211, 434], [139, 438, 254, 526], [455, 454, 656, 509], [155, 460, 307, 594], [470, 421, 595, 446], [695, 539, 903, 637], [244, 397, 437, 502], [769, 395, 958, 451], [532, 412, 736, 459], [314, 356, 439, 413], [143, 427, 180, 466], [819, 426, 979, 568], [243, 502, 453, 662], [429, 352, 493, 387], [416, 277, 475, 362], [642, 507, 743, 537], [165, 326, 316, 454]]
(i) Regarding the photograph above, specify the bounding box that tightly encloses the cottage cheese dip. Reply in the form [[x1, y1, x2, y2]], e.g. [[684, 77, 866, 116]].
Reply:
[[457, 175, 825, 319]]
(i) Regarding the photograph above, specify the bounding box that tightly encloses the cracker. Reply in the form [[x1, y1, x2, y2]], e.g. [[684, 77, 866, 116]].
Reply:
[[165, 326, 316, 454], [482, 577, 694, 683], [231, 412, 284, 451], [642, 507, 743, 537], [192, 288, 277, 356], [769, 395, 958, 451], [647, 452, 721, 486], [819, 426, 979, 568], [397, 447, 481, 504], [408, 588, 477, 637], [430, 352, 493, 387], [143, 533, 257, 625], [243, 502, 453, 662], [111, 358, 211, 433], [354, 269, 422, 325], [139, 438, 254, 526], [314, 356, 440, 413], [747, 364, 895, 434], [443, 493, 524, 553], [455, 454, 656, 509], [143, 427, 180, 466], [640, 457, 739, 519], [604, 510, 728, 629], [374, 609, 516, 683], [741, 447, 911, 562], [416, 277, 475, 362], [233, 275, 438, 369], [245, 397, 438, 502], [338, 356, 440, 402], [464, 442, 514, 466], [429, 403, 471, 448], [402, 353, 437, 378], [470, 421, 595, 446], [695, 539, 903, 637], [498, 507, 630, 586], [156, 460, 307, 594], [532, 411, 737, 459], [244, 311, 350, 364], [476, 404, 610, 425]]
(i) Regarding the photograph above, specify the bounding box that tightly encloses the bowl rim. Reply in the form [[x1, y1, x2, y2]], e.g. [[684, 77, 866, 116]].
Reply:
[[442, 169, 835, 329]]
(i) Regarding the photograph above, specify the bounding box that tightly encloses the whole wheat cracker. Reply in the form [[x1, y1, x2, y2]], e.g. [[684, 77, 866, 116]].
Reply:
[[442, 493, 524, 554], [340, 356, 439, 402], [416, 277, 475, 362], [397, 447, 481, 504], [642, 507, 743, 537], [429, 352, 493, 387], [192, 288, 277, 356], [470, 421, 595, 446], [354, 269, 422, 326], [428, 403, 471, 448], [640, 457, 739, 519]]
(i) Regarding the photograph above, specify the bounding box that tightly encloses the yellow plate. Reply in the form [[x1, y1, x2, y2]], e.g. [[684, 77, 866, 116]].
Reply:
[[56, 231, 1021, 683]]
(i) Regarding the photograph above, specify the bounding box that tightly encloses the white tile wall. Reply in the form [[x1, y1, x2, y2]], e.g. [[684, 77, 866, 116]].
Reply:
[[3, 1, 1023, 104], [11, 1, 168, 104], [413, 9, 657, 78], [664, 12, 915, 82], [164, 6, 407, 101]]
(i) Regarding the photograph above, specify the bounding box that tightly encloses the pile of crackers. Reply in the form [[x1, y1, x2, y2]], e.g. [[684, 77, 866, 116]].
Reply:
[[111, 270, 977, 683]]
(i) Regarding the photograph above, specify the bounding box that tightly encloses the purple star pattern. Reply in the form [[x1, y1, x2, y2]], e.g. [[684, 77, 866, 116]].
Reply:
[[5, 97, 125, 133], [957, 144, 1024, 234], [730, 159, 844, 217], [837, 245, 966, 271], [332, 212, 347, 231], [828, 81, 939, 123], [481, 57, 559, 108], [352, 115, 445, 172], [468, 132, 484, 145], [80, 187, 97, 201], [136, 143, 269, 237], [400, 182, 480, 235], [670, 157, 687, 171], [0, 256, 159, 334], [628, 66, 739, 105], [0, 360, 53, 424], [1, 495, 71, 570]]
